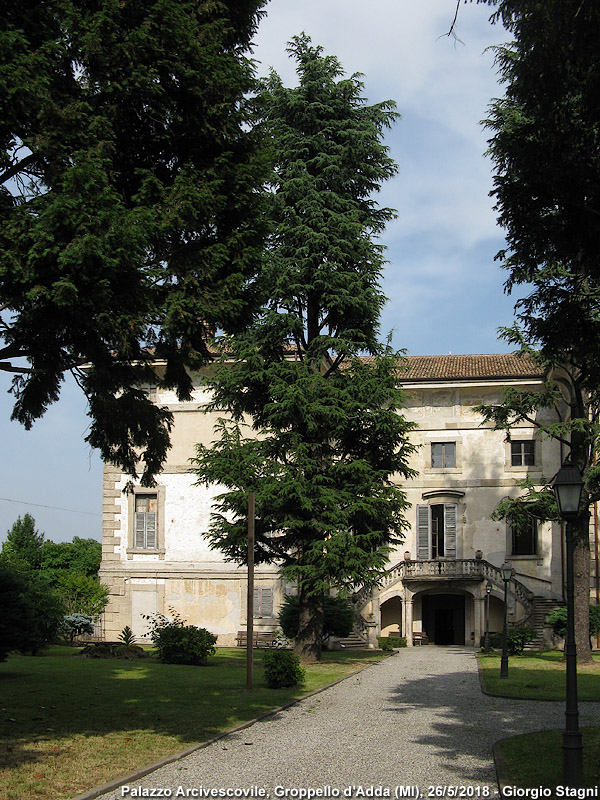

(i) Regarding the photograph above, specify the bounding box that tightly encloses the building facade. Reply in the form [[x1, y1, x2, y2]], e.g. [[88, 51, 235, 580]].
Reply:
[[99, 354, 600, 647]]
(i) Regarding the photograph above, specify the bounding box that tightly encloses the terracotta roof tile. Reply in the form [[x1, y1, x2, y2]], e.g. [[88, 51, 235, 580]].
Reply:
[[399, 353, 545, 382]]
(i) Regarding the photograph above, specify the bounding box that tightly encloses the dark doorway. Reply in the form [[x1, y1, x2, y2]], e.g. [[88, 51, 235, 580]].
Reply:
[[434, 608, 454, 644], [422, 594, 466, 645]]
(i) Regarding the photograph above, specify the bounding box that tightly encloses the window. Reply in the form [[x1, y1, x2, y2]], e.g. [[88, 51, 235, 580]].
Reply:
[[417, 504, 457, 560], [253, 587, 274, 618], [510, 516, 538, 556], [511, 440, 535, 467], [127, 485, 165, 557], [431, 442, 456, 468], [134, 494, 158, 549]]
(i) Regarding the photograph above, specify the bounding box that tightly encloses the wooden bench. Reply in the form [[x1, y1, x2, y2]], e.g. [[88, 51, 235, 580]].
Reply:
[[236, 630, 278, 648], [412, 632, 429, 646]]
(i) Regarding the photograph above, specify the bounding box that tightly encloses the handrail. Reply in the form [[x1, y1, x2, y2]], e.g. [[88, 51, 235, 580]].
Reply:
[[353, 558, 535, 629]]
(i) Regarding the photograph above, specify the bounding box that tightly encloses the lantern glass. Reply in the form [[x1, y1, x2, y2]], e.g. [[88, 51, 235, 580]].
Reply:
[[501, 562, 513, 582], [552, 459, 583, 518]]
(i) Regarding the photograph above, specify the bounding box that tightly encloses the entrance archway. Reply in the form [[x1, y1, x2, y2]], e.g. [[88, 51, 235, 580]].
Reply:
[[421, 593, 466, 645]]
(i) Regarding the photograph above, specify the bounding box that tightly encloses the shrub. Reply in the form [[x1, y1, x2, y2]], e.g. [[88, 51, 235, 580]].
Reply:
[[118, 625, 137, 646], [263, 649, 305, 688], [144, 608, 217, 665], [546, 604, 600, 641], [279, 594, 353, 642], [489, 625, 537, 655], [60, 614, 95, 644], [378, 635, 407, 650]]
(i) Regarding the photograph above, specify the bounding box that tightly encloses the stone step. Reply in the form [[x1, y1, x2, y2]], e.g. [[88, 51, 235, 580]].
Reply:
[[339, 633, 367, 649]]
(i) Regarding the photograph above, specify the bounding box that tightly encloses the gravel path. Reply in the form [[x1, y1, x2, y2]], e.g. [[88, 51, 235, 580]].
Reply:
[[90, 647, 600, 800]]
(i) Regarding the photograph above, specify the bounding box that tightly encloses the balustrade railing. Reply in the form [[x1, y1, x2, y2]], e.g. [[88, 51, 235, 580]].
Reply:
[[353, 558, 535, 629]]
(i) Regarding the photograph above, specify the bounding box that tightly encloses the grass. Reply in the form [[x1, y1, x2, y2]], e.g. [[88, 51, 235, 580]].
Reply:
[[0, 646, 387, 800], [479, 651, 600, 789], [496, 728, 600, 790], [478, 650, 600, 700]]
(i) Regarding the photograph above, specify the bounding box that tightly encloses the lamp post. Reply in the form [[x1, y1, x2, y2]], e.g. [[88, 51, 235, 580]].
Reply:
[[552, 457, 584, 787], [484, 581, 492, 654], [500, 562, 513, 678]]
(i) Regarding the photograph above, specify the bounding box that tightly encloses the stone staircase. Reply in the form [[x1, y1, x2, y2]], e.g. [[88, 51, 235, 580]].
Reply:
[[339, 632, 368, 649], [524, 596, 564, 650]]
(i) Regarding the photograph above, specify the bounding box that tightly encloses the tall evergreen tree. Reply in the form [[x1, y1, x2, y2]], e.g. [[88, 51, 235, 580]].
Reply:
[[193, 36, 416, 662], [477, 0, 600, 662], [0, 0, 268, 484], [1, 513, 44, 570]]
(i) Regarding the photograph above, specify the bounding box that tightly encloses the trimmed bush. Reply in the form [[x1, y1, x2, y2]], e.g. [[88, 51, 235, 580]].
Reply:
[[155, 625, 217, 665], [489, 625, 536, 655], [378, 635, 406, 650], [263, 649, 305, 688]]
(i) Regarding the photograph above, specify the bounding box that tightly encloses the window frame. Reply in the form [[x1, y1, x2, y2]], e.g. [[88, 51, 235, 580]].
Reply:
[[430, 441, 457, 469], [511, 440, 536, 467], [126, 485, 166, 558]]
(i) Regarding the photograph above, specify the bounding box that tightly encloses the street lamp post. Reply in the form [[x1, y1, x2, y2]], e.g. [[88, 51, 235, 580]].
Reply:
[[484, 581, 492, 654], [552, 458, 584, 788], [500, 562, 513, 678]]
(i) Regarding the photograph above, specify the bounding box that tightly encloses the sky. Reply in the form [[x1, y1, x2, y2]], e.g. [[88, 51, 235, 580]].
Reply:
[[0, 0, 516, 545]]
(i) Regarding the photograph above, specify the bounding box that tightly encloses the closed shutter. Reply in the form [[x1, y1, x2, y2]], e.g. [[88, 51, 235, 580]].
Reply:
[[135, 512, 147, 549], [145, 512, 157, 549], [253, 587, 274, 618], [417, 505, 431, 560], [444, 504, 457, 559]]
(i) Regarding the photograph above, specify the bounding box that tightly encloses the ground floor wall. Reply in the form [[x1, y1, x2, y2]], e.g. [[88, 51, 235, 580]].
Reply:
[[99, 565, 283, 647]]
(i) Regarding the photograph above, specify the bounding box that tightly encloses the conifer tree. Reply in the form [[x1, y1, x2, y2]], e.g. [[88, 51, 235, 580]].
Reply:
[[0, 0, 268, 484], [477, 0, 600, 662], [193, 36, 416, 662]]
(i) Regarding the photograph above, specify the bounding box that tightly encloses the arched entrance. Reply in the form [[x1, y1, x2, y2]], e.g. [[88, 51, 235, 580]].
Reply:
[[421, 593, 466, 645]]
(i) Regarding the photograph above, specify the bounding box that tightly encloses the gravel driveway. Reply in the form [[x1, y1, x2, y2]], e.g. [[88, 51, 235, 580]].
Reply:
[[86, 647, 600, 800]]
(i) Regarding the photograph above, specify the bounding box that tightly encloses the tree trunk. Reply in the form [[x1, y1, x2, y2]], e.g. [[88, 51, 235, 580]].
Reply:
[[573, 520, 592, 664], [295, 584, 324, 663]]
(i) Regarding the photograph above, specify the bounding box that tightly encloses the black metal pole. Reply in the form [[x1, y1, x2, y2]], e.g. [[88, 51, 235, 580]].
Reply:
[[500, 577, 509, 678], [484, 590, 490, 654], [562, 520, 583, 786]]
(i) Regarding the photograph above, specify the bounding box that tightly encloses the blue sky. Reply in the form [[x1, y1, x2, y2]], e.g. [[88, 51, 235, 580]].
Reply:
[[0, 0, 514, 545]]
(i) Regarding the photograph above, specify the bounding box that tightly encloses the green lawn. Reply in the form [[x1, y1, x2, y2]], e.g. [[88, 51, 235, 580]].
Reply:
[[478, 650, 600, 700], [479, 651, 600, 789], [0, 646, 387, 800]]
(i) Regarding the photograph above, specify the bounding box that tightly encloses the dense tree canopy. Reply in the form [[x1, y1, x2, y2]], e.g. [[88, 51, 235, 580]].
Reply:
[[477, 0, 600, 661], [193, 36, 416, 662], [1, 513, 44, 570], [0, 0, 268, 483]]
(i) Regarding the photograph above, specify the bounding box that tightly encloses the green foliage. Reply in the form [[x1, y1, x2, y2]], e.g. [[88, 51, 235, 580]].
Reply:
[[279, 595, 354, 641], [118, 626, 137, 647], [262, 649, 305, 688], [144, 608, 217, 665], [58, 572, 109, 617], [40, 537, 102, 583], [192, 36, 414, 661], [0, 562, 64, 658], [1, 514, 44, 570], [0, 0, 268, 484], [0, 563, 35, 661], [546, 605, 600, 639], [377, 636, 407, 651], [489, 626, 537, 655]]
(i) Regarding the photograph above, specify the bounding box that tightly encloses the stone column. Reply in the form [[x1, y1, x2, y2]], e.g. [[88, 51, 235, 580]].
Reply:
[[473, 590, 483, 649], [404, 586, 414, 647]]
